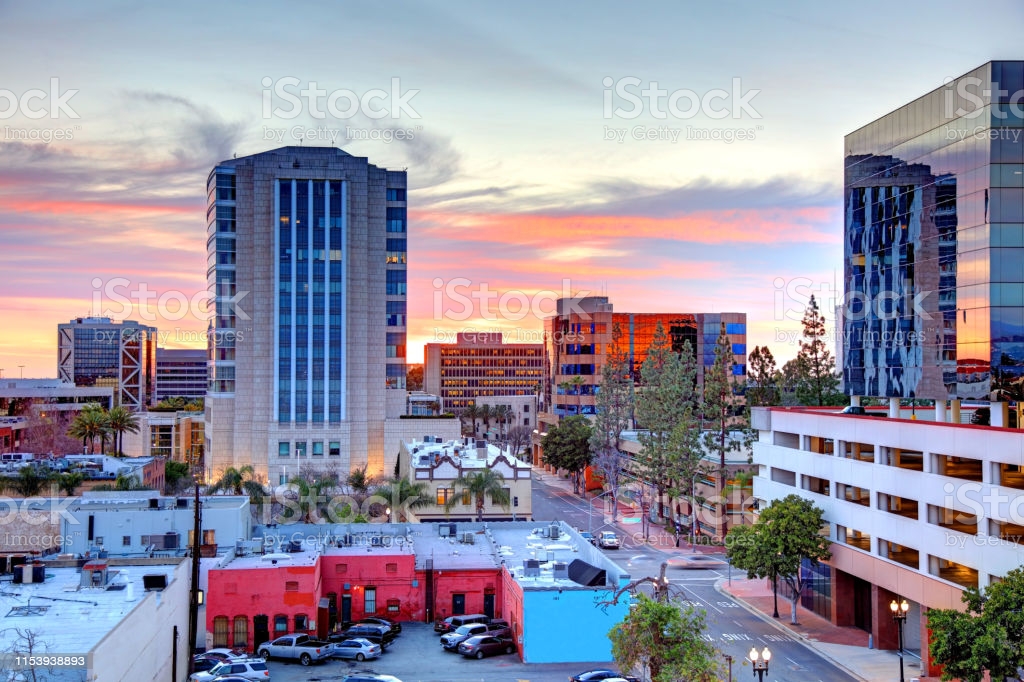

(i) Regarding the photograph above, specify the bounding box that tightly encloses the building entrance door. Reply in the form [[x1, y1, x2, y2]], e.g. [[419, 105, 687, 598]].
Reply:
[[341, 594, 352, 624], [452, 594, 465, 615], [483, 593, 495, 619]]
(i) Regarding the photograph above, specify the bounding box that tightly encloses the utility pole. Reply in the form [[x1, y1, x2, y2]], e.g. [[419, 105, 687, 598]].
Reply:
[[187, 473, 202, 675]]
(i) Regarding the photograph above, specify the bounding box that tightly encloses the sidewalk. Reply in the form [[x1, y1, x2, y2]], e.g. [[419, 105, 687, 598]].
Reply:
[[533, 469, 723, 556], [720, 577, 938, 682]]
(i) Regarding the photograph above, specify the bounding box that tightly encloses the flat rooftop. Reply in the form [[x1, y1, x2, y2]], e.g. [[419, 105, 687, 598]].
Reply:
[[0, 564, 177, 656], [406, 437, 531, 470], [249, 521, 626, 585]]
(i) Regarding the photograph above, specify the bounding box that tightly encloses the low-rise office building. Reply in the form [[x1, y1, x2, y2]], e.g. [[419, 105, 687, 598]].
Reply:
[[752, 404, 1024, 677], [424, 333, 544, 412], [206, 521, 630, 663], [397, 436, 532, 521]]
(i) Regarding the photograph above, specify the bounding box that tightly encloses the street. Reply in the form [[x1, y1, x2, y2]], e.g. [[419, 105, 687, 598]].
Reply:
[[531, 474, 860, 682]]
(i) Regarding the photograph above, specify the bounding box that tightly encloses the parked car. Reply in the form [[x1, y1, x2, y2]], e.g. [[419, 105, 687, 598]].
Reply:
[[341, 623, 397, 647], [257, 633, 332, 665], [440, 620, 511, 651], [457, 634, 515, 659], [192, 649, 247, 673], [188, 659, 270, 682], [569, 671, 640, 682], [598, 531, 620, 549], [330, 637, 381, 661], [578, 530, 596, 545], [353, 616, 401, 634], [840, 405, 866, 415], [434, 613, 489, 634], [666, 553, 728, 569]]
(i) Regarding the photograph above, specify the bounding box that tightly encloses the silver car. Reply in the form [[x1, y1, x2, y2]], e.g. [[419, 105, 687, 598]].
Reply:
[[331, 637, 381, 662]]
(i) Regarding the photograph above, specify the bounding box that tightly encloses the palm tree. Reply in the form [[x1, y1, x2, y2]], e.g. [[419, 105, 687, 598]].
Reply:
[[492, 405, 511, 440], [57, 472, 84, 497], [373, 477, 431, 521], [477, 404, 493, 440], [209, 465, 265, 504], [444, 469, 510, 521], [67, 406, 108, 454], [460, 404, 480, 437], [107, 405, 140, 457]]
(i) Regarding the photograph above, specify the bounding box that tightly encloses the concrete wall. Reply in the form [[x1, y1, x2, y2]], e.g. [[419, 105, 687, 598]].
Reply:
[[90, 560, 190, 682]]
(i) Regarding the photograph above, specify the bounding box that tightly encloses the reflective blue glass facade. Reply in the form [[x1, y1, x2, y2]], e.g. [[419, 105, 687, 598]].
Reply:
[[844, 61, 1024, 400], [207, 168, 237, 394], [274, 179, 347, 424]]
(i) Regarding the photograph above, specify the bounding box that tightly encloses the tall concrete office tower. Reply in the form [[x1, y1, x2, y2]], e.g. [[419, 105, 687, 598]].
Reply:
[[204, 147, 407, 484]]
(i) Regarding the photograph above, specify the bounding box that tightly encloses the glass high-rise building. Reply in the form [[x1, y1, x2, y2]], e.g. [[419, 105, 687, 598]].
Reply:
[[844, 61, 1024, 403], [204, 147, 407, 484], [57, 316, 156, 411]]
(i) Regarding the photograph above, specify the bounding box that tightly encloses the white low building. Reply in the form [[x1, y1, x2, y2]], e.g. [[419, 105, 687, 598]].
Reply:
[[0, 558, 189, 682]]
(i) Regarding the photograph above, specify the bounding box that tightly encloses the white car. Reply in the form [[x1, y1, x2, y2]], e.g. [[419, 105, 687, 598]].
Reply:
[[188, 658, 270, 682], [598, 531, 621, 549]]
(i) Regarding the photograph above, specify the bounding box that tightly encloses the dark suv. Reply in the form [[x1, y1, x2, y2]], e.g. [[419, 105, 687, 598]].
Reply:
[[336, 624, 396, 648]]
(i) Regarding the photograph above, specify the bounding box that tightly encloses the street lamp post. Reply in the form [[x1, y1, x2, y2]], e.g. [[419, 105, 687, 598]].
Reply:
[[749, 646, 771, 681], [588, 489, 615, 536], [891, 598, 909, 682]]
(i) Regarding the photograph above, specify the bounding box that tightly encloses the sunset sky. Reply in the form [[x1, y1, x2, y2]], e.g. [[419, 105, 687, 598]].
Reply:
[[2, 0, 1023, 377]]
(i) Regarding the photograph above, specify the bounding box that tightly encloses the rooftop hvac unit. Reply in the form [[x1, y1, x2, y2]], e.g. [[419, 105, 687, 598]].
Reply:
[[438, 523, 456, 538], [176, 498, 188, 509], [286, 540, 302, 553], [540, 526, 550, 538], [342, 534, 353, 546], [148, 498, 159, 509], [553, 562, 569, 580], [546, 550, 555, 563], [549, 522, 560, 539], [523, 559, 540, 577], [458, 531, 475, 545], [370, 535, 383, 547], [142, 574, 167, 591]]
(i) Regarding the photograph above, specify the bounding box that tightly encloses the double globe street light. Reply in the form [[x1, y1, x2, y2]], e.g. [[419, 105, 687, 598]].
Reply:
[[749, 646, 771, 680], [891, 598, 910, 682]]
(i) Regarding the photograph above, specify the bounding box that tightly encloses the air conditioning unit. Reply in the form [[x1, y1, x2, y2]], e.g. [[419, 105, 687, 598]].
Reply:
[[553, 562, 569, 580], [540, 526, 550, 538], [458, 531, 475, 545]]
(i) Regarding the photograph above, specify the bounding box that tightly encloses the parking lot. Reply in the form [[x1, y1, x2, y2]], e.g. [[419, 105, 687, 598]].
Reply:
[[265, 622, 618, 682]]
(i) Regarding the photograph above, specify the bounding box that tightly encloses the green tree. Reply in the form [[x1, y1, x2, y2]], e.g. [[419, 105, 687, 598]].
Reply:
[[9, 467, 46, 497], [346, 465, 372, 496], [589, 323, 635, 519], [444, 469, 510, 521], [701, 323, 750, 538], [726, 494, 831, 624], [106, 405, 140, 457], [505, 425, 532, 458], [541, 415, 593, 495], [665, 404, 710, 539], [373, 476, 431, 521], [208, 465, 265, 504], [609, 593, 721, 682], [634, 324, 693, 527], [56, 472, 84, 497], [406, 364, 424, 391], [164, 461, 191, 494], [67, 406, 109, 454], [794, 295, 845, 406], [477, 403, 494, 439], [929, 565, 1024, 682], [459, 403, 481, 437], [746, 345, 779, 406]]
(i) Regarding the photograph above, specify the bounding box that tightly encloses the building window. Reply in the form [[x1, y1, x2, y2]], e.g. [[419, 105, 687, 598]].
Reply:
[[364, 587, 376, 615], [285, 581, 299, 592], [312, 441, 324, 457], [213, 616, 229, 648], [387, 599, 400, 613], [335, 563, 348, 575], [386, 188, 406, 201], [295, 614, 308, 632], [461, 490, 471, 506], [386, 563, 398, 574], [122, 535, 131, 546], [436, 488, 453, 505], [233, 616, 247, 649], [278, 441, 289, 457], [274, 615, 288, 634], [329, 441, 340, 457], [295, 442, 307, 457]]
